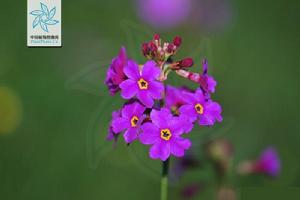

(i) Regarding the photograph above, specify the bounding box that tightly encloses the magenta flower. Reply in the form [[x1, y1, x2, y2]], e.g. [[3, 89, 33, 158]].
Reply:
[[179, 89, 222, 126], [111, 102, 146, 143], [139, 108, 192, 161], [254, 147, 281, 177], [105, 47, 128, 95], [199, 59, 217, 95], [120, 60, 164, 108]]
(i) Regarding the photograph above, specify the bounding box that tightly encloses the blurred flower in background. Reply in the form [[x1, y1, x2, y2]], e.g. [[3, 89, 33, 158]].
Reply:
[[181, 182, 203, 200], [238, 147, 281, 177], [135, 0, 232, 32], [136, 0, 192, 29], [0, 86, 22, 136], [205, 138, 234, 177]]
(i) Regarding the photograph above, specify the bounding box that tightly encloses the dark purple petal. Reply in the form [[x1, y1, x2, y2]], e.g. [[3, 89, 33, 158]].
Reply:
[[105, 47, 128, 95], [123, 128, 139, 143], [149, 140, 171, 161], [140, 122, 160, 144], [120, 79, 138, 99], [142, 60, 160, 80], [124, 60, 140, 80]]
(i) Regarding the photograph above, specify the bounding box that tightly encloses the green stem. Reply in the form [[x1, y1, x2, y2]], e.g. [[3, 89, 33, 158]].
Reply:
[[161, 158, 170, 200]]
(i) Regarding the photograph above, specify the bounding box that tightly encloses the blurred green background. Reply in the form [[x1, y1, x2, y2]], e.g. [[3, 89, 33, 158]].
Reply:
[[1, 0, 300, 199]]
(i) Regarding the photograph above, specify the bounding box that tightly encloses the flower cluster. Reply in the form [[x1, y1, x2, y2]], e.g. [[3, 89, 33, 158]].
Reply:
[[105, 35, 222, 161]]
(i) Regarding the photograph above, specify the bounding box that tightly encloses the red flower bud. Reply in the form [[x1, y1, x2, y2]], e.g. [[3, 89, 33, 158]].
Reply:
[[179, 58, 194, 68], [149, 41, 157, 51], [153, 34, 160, 41], [173, 36, 182, 47], [167, 43, 175, 53], [142, 43, 150, 56]]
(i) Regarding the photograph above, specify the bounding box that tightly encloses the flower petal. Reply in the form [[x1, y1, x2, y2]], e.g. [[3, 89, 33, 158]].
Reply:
[[121, 101, 145, 119], [170, 138, 191, 157], [137, 90, 154, 108], [148, 81, 164, 99], [150, 108, 173, 128], [149, 140, 170, 161], [179, 105, 197, 122], [112, 117, 129, 133], [120, 79, 138, 99], [123, 128, 138, 143], [140, 123, 159, 144], [124, 60, 140, 80], [142, 60, 160, 80], [199, 101, 222, 126]]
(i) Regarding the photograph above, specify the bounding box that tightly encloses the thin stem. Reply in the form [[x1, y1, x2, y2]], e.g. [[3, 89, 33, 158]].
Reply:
[[161, 158, 170, 200]]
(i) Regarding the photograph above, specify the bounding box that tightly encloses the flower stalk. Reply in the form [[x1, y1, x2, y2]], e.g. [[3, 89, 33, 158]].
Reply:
[[161, 158, 170, 200]]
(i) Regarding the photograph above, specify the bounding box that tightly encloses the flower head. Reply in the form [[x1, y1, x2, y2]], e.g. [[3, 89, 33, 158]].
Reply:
[[139, 108, 192, 161], [120, 60, 164, 108], [179, 89, 222, 126], [105, 47, 128, 95], [111, 102, 146, 143]]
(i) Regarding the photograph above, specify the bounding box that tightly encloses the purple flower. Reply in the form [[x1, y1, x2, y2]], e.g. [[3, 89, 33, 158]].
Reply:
[[136, 0, 192, 29], [120, 60, 164, 108], [199, 59, 217, 95], [139, 108, 191, 161], [111, 102, 146, 143], [105, 47, 127, 95], [179, 89, 222, 126], [254, 147, 281, 177]]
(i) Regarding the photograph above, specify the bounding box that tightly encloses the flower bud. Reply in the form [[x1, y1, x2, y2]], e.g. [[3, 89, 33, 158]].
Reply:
[[153, 34, 160, 41], [179, 58, 194, 68], [142, 43, 150, 56], [173, 36, 182, 47], [167, 43, 175, 53]]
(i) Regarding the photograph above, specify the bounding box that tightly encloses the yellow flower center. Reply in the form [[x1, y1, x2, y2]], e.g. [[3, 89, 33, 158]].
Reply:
[[138, 78, 148, 90], [160, 128, 172, 141], [130, 116, 139, 127], [195, 103, 204, 114]]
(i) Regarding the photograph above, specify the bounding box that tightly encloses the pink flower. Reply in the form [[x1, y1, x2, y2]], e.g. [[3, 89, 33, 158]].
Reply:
[[139, 108, 192, 161], [120, 60, 164, 108]]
